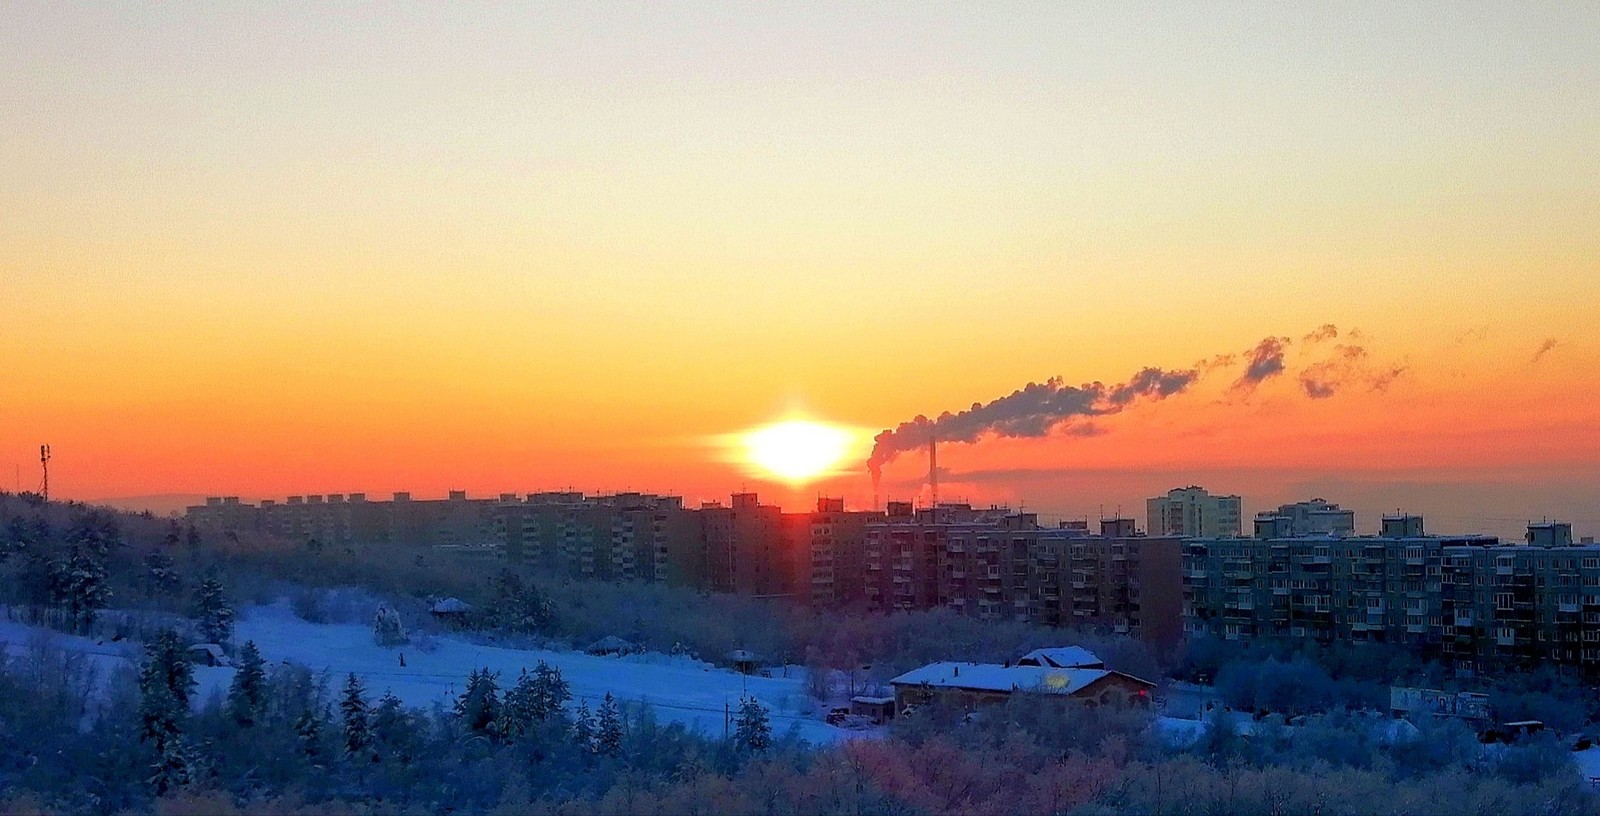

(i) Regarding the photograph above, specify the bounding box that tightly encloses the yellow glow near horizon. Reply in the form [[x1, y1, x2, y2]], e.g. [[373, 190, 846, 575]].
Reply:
[[741, 420, 855, 484]]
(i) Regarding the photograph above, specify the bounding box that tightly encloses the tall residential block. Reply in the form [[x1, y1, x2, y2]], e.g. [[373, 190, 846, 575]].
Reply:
[[1147, 486, 1243, 538]]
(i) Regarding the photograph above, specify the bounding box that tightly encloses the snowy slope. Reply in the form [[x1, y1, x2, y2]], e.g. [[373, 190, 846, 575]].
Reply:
[[216, 601, 849, 744], [2, 603, 850, 744]]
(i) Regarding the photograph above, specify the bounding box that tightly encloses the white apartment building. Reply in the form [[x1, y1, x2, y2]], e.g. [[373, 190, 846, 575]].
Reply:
[[1147, 486, 1242, 538]]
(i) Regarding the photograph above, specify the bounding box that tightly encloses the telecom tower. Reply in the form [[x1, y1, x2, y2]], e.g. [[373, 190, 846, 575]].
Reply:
[[39, 444, 50, 501]]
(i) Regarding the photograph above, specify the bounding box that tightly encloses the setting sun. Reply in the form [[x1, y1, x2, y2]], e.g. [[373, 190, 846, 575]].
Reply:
[[740, 420, 856, 484]]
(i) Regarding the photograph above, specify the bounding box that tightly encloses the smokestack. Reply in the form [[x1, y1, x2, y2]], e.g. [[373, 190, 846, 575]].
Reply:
[[928, 435, 938, 508]]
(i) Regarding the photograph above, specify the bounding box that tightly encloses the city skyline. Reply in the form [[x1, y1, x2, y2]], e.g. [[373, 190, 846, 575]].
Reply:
[[5, 4, 1599, 542]]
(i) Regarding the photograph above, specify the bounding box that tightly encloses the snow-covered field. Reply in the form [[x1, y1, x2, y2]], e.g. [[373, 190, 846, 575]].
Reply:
[[3, 602, 851, 744]]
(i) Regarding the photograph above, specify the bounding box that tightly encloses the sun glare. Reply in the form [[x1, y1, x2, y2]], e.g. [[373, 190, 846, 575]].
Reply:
[[741, 420, 855, 483]]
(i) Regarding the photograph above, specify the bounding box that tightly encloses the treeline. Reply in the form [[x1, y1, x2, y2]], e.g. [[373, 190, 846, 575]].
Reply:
[[1, 637, 1592, 816]]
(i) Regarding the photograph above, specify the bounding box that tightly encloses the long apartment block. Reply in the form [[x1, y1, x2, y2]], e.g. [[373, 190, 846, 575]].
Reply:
[[1183, 515, 1600, 672]]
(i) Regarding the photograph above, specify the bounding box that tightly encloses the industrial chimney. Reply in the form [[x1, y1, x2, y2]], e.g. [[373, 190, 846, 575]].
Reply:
[[928, 435, 938, 508]]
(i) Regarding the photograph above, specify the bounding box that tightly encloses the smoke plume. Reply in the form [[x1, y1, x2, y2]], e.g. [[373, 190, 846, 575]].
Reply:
[[867, 327, 1403, 491]]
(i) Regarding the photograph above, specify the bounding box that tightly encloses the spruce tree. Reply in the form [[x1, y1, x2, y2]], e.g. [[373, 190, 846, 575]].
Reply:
[[295, 706, 326, 764], [372, 691, 412, 764], [454, 667, 501, 739], [531, 660, 571, 721], [138, 629, 197, 794], [734, 696, 772, 753], [147, 735, 193, 797], [339, 673, 372, 760], [50, 544, 110, 630], [227, 641, 267, 726], [143, 549, 181, 599], [193, 576, 234, 646], [571, 700, 595, 753], [596, 692, 623, 757], [502, 668, 537, 741]]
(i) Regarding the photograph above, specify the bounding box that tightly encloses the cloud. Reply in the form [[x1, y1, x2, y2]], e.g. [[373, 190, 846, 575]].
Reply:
[[1531, 338, 1558, 364], [1303, 324, 1339, 343], [1233, 337, 1290, 391]]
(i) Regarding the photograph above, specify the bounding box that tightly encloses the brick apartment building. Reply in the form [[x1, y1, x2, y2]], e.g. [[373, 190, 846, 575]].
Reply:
[[858, 503, 1183, 646]]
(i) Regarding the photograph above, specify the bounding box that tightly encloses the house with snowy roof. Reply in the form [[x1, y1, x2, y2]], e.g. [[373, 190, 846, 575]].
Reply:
[[889, 658, 1153, 714], [1016, 646, 1104, 669]]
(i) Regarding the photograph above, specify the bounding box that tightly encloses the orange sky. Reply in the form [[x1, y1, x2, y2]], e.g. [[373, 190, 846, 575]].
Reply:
[[3, 4, 1598, 539]]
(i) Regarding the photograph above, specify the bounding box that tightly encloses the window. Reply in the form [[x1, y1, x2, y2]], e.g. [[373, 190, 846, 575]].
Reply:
[[1496, 593, 1514, 610]]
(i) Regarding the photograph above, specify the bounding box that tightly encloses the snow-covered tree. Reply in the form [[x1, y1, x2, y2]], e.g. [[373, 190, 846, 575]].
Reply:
[[454, 668, 501, 739], [143, 549, 181, 599], [734, 696, 772, 753], [147, 734, 193, 797], [571, 701, 595, 753], [49, 544, 109, 630], [371, 691, 414, 764], [531, 660, 570, 721], [295, 706, 327, 764], [340, 673, 372, 760], [596, 693, 623, 757], [193, 576, 234, 646], [227, 641, 267, 726], [372, 604, 407, 647], [137, 629, 197, 796], [479, 569, 556, 634]]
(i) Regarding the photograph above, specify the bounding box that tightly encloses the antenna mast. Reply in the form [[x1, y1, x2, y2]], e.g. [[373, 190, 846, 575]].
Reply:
[[39, 444, 50, 501]]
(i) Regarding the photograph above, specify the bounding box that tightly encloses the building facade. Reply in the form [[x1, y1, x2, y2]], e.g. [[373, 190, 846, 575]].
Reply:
[[859, 505, 1183, 645], [1256, 498, 1356, 537], [1183, 518, 1600, 673], [1147, 486, 1243, 538]]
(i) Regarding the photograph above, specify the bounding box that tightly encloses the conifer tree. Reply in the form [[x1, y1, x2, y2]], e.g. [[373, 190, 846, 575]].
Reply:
[[227, 640, 267, 726], [502, 668, 537, 741], [734, 696, 772, 753], [340, 673, 372, 760], [596, 692, 623, 757], [571, 700, 595, 753], [295, 706, 327, 764], [50, 544, 109, 630], [193, 575, 234, 646], [454, 667, 501, 739], [147, 735, 193, 797], [143, 549, 181, 599], [138, 629, 197, 794], [531, 660, 571, 721], [372, 691, 412, 764]]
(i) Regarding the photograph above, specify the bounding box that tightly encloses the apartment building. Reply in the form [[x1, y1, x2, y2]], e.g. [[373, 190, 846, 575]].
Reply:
[[1184, 516, 1600, 673], [801, 497, 879, 608], [188, 490, 500, 549], [492, 491, 681, 582], [1256, 498, 1356, 537], [1147, 486, 1243, 538], [860, 505, 1183, 644]]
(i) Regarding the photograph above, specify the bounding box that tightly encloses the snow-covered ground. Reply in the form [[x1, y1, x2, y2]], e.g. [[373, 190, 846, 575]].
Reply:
[[5, 602, 852, 744]]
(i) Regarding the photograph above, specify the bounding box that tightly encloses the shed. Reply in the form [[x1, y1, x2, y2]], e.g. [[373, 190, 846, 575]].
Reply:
[[586, 636, 639, 656], [430, 597, 473, 627], [1016, 646, 1104, 670], [726, 649, 760, 675], [851, 695, 896, 725], [188, 643, 231, 667]]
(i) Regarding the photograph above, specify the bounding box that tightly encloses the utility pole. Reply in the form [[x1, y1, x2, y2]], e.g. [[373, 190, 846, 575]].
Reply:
[[39, 444, 50, 501]]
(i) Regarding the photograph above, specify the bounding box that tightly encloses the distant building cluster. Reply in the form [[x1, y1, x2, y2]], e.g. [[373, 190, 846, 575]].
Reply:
[[189, 485, 1600, 673]]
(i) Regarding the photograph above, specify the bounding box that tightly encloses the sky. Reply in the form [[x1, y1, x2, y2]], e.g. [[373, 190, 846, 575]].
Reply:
[[3, 3, 1598, 539]]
